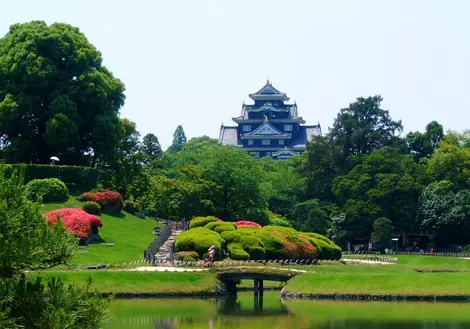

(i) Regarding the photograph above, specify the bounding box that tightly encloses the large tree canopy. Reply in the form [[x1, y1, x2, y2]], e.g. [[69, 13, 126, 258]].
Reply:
[[333, 147, 426, 237], [328, 95, 403, 161], [0, 21, 125, 165]]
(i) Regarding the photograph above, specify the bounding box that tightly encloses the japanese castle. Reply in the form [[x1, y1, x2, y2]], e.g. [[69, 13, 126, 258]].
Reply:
[[218, 80, 322, 159]]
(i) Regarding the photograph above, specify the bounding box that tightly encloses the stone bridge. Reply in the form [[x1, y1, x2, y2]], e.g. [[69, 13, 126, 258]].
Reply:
[[216, 267, 302, 296]]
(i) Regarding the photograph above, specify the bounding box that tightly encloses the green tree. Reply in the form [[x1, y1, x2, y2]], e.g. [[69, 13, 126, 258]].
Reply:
[[419, 180, 470, 246], [167, 125, 187, 153], [182, 136, 218, 153], [304, 136, 338, 201], [140, 133, 162, 165], [427, 139, 470, 190], [406, 121, 443, 161], [0, 172, 108, 327], [371, 217, 394, 252], [0, 21, 125, 165], [328, 95, 403, 162], [333, 147, 426, 237], [258, 156, 306, 216], [289, 199, 330, 233]]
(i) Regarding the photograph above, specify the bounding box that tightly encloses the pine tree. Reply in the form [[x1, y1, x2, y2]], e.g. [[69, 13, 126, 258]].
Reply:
[[167, 125, 187, 153], [140, 133, 163, 164]]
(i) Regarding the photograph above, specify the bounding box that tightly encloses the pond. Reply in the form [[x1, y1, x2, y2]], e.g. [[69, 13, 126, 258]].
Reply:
[[104, 291, 470, 329]]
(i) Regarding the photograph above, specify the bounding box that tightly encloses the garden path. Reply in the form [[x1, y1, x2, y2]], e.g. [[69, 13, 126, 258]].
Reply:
[[154, 229, 183, 262]]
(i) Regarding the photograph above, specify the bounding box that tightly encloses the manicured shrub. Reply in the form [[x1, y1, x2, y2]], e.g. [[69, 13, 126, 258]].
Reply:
[[240, 235, 266, 260], [228, 243, 250, 260], [82, 201, 101, 215], [247, 246, 266, 260], [255, 226, 318, 259], [307, 234, 342, 260], [79, 190, 123, 213], [220, 230, 241, 244], [189, 216, 219, 229], [214, 222, 236, 234], [204, 221, 224, 231], [234, 220, 262, 228], [306, 232, 335, 245], [175, 227, 225, 258], [3, 164, 99, 192], [44, 208, 103, 241], [183, 256, 196, 261], [176, 251, 200, 259], [464, 245, 470, 253], [25, 178, 68, 202]]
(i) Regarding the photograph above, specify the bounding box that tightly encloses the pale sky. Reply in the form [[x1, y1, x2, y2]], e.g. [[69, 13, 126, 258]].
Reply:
[[2, 0, 470, 148]]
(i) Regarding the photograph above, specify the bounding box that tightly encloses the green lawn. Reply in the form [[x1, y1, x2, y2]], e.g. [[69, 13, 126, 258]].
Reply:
[[31, 270, 218, 294], [40, 197, 160, 266]]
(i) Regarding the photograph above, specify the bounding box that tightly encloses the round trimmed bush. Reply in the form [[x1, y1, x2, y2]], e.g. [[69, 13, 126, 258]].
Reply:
[[246, 246, 266, 260], [309, 236, 342, 260], [189, 216, 219, 229], [463, 245, 470, 253], [214, 222, 236, 234], [183, 256, 196, 262], [220, 230, 241, 244], [175, 227, 225, 258], [240, 235, 266, 260], [204, 221, 224, 231], [25, 178, 68, 202], [228, 243, 250, 260], [82, 201, 101, 215]]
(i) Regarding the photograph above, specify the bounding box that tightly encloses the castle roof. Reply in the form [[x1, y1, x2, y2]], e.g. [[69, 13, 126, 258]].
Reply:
[[249, 80, 290, 101], [240, 120, 291, 139]]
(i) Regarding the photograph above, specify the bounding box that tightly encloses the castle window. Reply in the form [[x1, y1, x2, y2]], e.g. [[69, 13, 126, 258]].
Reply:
[[266, 152, 272, 157], [279, 139, 284, 145], [248, 140, 253, 145], [255, 152, 260, 158], [284, 124, 293, 131], [243, 125, 251, 132], [262, 139, 270, 145]]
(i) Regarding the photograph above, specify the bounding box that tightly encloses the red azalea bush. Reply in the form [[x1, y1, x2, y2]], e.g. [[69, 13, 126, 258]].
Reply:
[[44, 208, 103, 240], [234, 220, 262, 229], [79, 190, 123, 212]]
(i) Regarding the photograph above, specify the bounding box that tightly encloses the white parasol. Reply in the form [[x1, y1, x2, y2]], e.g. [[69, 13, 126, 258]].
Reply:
[[50, 156, 60, 161]]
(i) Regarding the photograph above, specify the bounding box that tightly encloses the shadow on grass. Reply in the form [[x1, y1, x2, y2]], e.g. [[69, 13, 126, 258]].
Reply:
[[104, 211, 125, 219]]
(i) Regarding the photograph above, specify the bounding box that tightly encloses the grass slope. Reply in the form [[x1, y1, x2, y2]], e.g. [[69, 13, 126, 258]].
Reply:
[[40, 197, 160, 266], [31, 271, 218, 294]]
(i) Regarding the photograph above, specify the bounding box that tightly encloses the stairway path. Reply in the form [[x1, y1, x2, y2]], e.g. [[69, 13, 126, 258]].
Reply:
[[154, 230, 182, 262]]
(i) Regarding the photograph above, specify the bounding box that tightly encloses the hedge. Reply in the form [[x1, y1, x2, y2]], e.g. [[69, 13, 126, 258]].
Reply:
[[25, 178, 68, 202], [240, 235, 265, 260], [189, 216, 219, 229], [204, 221, 224, 231], [80, 190, 123, 213], [214, 222, 236, 234], [82, 201, 101, 215], [44, 208, 103, 241], [4, 164, 98, 192], [227, 243, 250, 260], [175, 227, 225, 258], [220, 230, 241, 244]]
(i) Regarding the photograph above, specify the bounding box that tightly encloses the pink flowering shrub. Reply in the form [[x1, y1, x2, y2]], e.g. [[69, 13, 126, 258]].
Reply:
[[79, 190, 123, 212], [44, 208, 103, 240], [234, 220, 262, 228]]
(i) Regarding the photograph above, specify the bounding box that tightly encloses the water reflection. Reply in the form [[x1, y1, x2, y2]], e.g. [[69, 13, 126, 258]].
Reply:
[[105, 292, 470, 329]]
